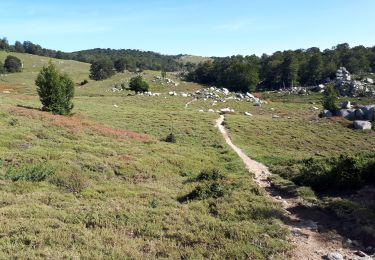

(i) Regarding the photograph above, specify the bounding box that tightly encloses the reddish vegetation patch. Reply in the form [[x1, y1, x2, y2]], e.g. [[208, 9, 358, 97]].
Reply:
[[0, 83, 18, 92], [9, 106, 150, 141], [90, 124, 150, 141], [10, 95, 38, 101], [118, 155, 133, 161], [253, 92, 263, 98]]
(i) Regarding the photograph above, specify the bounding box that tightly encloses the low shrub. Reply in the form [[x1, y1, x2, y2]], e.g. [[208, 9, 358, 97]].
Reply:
[[276, 152, 375, 191], [4, 55, 22, 73], [178, 182, 229, 202], [165, 133, 176, 143], [196, 168, 225, 181], [49, 171, 88, 193], [6, 163, 55, 182], [80, 79, 89, 86], [129, 75, 149, 92]]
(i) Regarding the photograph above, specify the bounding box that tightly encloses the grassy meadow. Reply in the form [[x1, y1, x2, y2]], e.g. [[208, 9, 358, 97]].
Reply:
[[0, 52, 290, 259], [1, 51, 375, 258]]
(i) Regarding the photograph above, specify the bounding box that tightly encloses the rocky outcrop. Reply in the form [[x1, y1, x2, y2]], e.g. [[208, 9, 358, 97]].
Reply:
[[335, 67, 375, 97]]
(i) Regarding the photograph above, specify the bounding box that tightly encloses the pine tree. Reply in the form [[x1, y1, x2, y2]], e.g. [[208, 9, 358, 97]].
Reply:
[[322, 84, 338, 111], [35, 62, 74, 115]]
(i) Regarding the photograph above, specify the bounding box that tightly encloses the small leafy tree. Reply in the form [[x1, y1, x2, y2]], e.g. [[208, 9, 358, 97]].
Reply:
[[161, 70, 166, 78], [129, 75, 149, 92], [114, 59, 127, 73], [35, 62, 74, 115], [322, 83, 338, 111], [4, 55, 22, 73], [89, 60, 115, 80]]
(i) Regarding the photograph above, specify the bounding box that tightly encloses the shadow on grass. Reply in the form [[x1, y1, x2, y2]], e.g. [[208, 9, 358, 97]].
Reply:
[[16, 104, 40, 110], [270, 182, 375, 254]]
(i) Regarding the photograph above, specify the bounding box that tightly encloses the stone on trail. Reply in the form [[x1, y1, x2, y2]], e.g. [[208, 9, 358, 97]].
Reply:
[[301, 219, 318, 231], [326, 252, 344, 260], [353, 120, 372, 130]]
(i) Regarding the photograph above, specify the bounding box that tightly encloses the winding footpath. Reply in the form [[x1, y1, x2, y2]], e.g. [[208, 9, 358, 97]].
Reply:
[[215, 115, 371, 260]]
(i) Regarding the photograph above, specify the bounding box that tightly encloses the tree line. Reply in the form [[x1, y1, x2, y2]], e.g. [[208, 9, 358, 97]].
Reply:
[[0, 37, 188, 73], [187, 43, 375, 92]]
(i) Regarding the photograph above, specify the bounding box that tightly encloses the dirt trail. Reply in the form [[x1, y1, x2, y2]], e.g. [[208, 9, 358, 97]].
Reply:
[[215, 115, 371, 260]]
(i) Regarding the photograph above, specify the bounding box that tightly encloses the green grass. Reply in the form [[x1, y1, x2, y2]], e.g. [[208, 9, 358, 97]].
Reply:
[[2, 51, 375, 257], [0, 52, 290, 259]]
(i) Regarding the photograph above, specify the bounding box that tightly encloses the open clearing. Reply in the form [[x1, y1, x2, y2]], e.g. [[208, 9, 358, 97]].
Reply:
[[0, 51, 374, 259]]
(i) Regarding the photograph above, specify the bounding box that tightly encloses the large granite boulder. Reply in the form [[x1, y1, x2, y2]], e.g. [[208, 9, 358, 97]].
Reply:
[[354, 109, 365, 120], [353, 120, 372, 130], [320, 110, 332, 118], [361, 105, 375, 121], [336, 109, 355, 120]]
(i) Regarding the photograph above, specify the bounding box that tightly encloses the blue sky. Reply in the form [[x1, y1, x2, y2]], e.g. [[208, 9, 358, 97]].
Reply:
[[0, 0, 374, 56]]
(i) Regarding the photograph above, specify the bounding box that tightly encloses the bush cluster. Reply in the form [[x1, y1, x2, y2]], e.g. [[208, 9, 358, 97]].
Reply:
[[179, 169, 229, 202], [6, 163, 55, 182], [0, 55, 22, 73], [49, 171, 88, 193], [129, 75, 149, 92], [275, 153, 375, 191]]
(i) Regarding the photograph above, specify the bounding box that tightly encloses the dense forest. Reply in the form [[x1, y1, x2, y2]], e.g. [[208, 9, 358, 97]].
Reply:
[[187, 44, 375, 92], [0, 37, 186, 72]]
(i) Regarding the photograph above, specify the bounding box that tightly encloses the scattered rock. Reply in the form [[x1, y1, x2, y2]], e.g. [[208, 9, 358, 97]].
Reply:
[[220, 108, 234, 114], [365, 78, 374, 84], [272, 115, 280, 118], [320, 110, 333, 118], [362, 105, 375, 121], [354, 109, 365, 120], [291, 227, 309, 238], [325, 252, 343, 260], [244, 112, 253, 116], [353, 120, 372, 130], [336, 109, 355, 120]]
